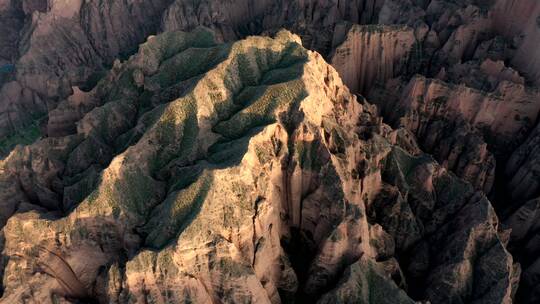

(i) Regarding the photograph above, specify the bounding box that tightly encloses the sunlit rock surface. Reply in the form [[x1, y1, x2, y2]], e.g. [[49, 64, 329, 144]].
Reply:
[[0, 0, 538, 303], [0, 29, 518, 304]]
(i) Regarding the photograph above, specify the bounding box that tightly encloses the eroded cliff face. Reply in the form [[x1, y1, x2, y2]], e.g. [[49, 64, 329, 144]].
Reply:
[[1, 0, 387, 155], [330, 25, 416, 95], [503, 122, 540, 304], [506, 124, 540, 203], [492, 0, 540, 85], [324, 0, 540, 207], [335, 0, 540, 101], [0, 0, 23, 65], [0, 29, 518, 304], [0, 0, 539, 303], [161, 0, 385, 51], [3, 0, 537, 153], [369, 73, 540, 193], [360, 3, 540, 290], [0, 0, 173, 148]]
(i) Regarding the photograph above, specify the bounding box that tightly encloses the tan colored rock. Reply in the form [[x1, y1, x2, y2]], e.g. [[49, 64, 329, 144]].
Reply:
[[161, 0, 387, 53], [0, 80, 45, 138], [0, 29, 517, 304], [444, 59, 526, 91], [371, 73, 540, 192], [0, 0, 175, 143], [493, 0, 540, 85], [330, 24, 416, 95], [1, 0, 537, 301]]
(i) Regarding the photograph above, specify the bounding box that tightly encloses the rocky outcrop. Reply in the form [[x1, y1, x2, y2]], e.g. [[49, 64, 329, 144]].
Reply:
[[161, 0, 386, 53], [502, 99, 540, 304], [0, 0, 396, 148], [430, 4, 492, 72], [16, 0, 173, 95], [373, 148, 519, 303], [1, 0, 539, 302], [445, 59, 526, 91], [505, 123, 540, 202], [375, 0, 540, 84], [492, 0, 540, 85], [370, 73, 539, 192], [502, 198, 540, 303], [0, 80, 45, 139], [330, 24, 417, 95], [0, 0, 174, 147], [3, 0, 538, 146], [0, 0, 47, 64], [0, 29, 517, 304], [0, 0, 420, 149]]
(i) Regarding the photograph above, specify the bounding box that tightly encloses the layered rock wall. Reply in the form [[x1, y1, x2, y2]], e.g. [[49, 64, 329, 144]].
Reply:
[[330, 25, 416, 95], [0, 29, 518, 304]]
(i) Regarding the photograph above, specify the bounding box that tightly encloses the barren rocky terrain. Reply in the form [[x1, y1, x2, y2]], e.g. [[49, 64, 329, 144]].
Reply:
[[0, 0, 538, 303]]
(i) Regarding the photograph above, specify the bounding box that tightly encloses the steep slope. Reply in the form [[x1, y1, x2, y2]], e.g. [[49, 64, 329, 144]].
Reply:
[[2, 0, 537, 152], [332, 0, 540, 188], [161, 0, 385, 52], [348, 1, 540, 301], [503, 124, 540, 303], [0, 0, 386, 148], [492, 0, 540, 85], [370, 74, 540, 193], [330, 24, 417, 95], [506, 125, 540, 202], [0, 29, 517, 304], [0, 0, 538, 302], [0, 0, 173, 148], [0, 0, 23, 66]]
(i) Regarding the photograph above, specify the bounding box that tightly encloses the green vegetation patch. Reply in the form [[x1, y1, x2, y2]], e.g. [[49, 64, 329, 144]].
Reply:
[[106, 69, 140, 101], [150, 95, 199, 174], [0, 120, 42, 157], [214, 80, 305, 139], [261, 62, 305, 85], [112, 168, 161, 217], [82, 166, 162, 221], [140, 28, 217, 65], [143, 171, 212, 249], [275, 42, 309, 69], [294, 139, 323, 171], [207, 135, 252, 166], [150, 45, 230, 89]]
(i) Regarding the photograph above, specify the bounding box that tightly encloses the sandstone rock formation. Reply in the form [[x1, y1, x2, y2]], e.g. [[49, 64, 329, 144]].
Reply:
[[492, 0, 540, 85], [0, 0, 173, 147], [0, 0, 539, 303], [2, 0, 538, 149], [502, 126, 540, 304], [0, 29, 518, 304], [0, 0, 395, 146], [330, 24, 417, 95], [160, 0, 385, 52], [369, 73, 540, 193], [503, 197, 540, 303]]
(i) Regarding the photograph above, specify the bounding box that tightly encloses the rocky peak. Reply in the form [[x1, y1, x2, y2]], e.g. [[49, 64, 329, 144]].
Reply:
[[0, 28, 518, 304], [0, 0, 539, 303]]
